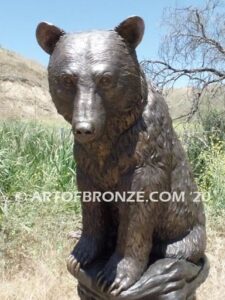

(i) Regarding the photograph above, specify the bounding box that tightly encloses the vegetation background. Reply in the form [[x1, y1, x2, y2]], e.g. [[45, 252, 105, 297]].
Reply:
[[1, 1, 225, 298]]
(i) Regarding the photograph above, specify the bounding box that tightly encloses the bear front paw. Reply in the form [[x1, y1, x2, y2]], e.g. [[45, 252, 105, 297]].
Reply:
[[97, 253, 146, 296], [67, 235, 103, 276]]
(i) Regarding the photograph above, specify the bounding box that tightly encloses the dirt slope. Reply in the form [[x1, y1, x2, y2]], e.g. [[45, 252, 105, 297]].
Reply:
[[0, 48, 61, 121]]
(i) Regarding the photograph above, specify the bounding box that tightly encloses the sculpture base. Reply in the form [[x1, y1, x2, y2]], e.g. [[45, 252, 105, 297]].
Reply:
[[70, 255, 209, 300]]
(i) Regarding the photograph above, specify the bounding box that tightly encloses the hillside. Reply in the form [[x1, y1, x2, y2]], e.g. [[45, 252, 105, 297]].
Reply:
[[1, 48, 224, 121], [0, 48, 61, 121]]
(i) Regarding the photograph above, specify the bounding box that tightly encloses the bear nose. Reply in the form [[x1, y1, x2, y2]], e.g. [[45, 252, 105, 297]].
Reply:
[[73, 122, 95, 142]]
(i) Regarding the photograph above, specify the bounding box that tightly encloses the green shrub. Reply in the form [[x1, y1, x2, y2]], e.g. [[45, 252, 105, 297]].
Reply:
[[186, 135, 208, 179], [201, 109, 225, 143], [185, 122, 225, 216], [197, 140, 225, 212]]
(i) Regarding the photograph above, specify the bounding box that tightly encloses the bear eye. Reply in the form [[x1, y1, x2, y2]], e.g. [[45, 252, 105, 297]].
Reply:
[[61, 74, 77, 88], [98, 74, 113, 87]]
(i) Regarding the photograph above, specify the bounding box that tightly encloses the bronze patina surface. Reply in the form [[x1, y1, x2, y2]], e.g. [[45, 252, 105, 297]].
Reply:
[[36, 16, 209, 299]]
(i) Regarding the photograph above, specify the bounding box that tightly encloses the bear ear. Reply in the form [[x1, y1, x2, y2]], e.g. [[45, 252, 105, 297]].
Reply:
[[115, 16, 145, 48], [36, 22, 65, 55]]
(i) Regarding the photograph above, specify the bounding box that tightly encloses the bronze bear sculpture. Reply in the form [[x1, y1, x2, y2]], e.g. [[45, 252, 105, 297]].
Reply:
[[36, 16, 208, 299]]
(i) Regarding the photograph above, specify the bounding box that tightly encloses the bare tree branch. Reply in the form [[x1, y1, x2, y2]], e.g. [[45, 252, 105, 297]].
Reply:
[[144, 0, 225, 120], [145, 60, 225, 78]]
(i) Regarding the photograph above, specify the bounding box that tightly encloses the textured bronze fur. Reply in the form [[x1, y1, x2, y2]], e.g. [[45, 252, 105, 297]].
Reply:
[[36, 17, 206, 296]]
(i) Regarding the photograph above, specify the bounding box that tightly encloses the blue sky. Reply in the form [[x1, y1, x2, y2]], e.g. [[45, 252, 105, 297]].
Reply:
[[0, 0, 204, 66]]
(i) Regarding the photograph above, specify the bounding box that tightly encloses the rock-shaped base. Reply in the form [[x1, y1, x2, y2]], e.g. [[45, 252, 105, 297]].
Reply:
[[70, 255, 209, 300]]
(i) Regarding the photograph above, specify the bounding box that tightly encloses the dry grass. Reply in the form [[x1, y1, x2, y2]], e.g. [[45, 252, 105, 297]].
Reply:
[[0, 220, 80, 300], [0, 219, 224, 300], [0, 262, 75, 300], [197, 219, 225, 300]]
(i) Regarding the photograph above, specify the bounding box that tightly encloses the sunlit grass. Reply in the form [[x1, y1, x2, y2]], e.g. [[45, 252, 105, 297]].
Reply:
[[0, 121, 76, 196]]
